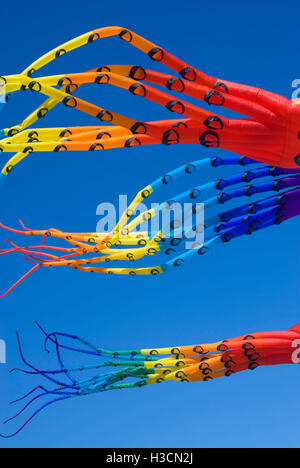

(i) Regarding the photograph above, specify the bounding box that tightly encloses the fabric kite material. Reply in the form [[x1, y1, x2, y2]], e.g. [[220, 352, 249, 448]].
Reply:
[[2, 322, 300, 438], [1, 155, 299, 295], [1, 26, 300, 191]]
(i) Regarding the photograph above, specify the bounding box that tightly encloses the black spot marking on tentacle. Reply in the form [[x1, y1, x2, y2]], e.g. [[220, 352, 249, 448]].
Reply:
[[55, 49, 66, 59], [22, 146, 34, 154], [193, 345, 204, 354], [238, 156, 252, 166], [248, 362, 260, 370], [270, 167, 283, 177], [173, 121, 188, 129], [129, 83, 147, 97], [185, 164, 196, 174], [65, 84, 78, 94], [200, 131, 220, 148], [246, 220, 261, 234], [63, 96, 78, 108], [129, 66, 147, 81], [28, 131, 39, 139], [242, 171, 256, 182], [211, 157, 224, 167], [166, 77, 185, 93], [95, 73, 110, 84], [248, 203, 261, 214], [198, 361, 210, 370], [161, 174, 172, 184], [166, 100, 185, 114], [54, 145, 68, 152], [162, 129, 180, 145], [242, 342, 256, 352], [221, 232, 234, 242], [124, 137, 141, 147], [170, 238, 182, 247], [148, 47, 164, 62], [173, 258, 184, 267], [96, 131, 111, 139], [213, 82, 229, 94], [27, 68, 35, 77], [189, 188, 201, 199], [119, 30, 133, 42], [218, 192, 231, 204], [180, 67, 197, 82], [28, 81, 42, 92], [37, 108, 48, 119], [88, 33, 100, 43], [58, 77, 72, 87], [89, 143, 104, 151], [97, 110, 113, 122], [151, 269, 160, 275], [217, 343, 229, 352], [203, 116, 224, 130], [221, 354, 233, 363], [141, 189, 150, 199], [130, 122, 147, 134], [204, 90, 225, 106], [244, 185, 258, 196], [216, 178, 229, 190], [214, 223, 225, 233], [165, 248, 176, 255], [198, 246, 209, 255], [220, 212, 233, 222], [224, 359, 236, 369], [273, 180, 286, 191], [96, 66, 111, 73]]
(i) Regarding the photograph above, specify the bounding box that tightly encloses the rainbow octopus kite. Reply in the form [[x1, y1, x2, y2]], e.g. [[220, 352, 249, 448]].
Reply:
[[1, 154, 300, 295], [1, 322, 300, 437], [0, 26, 299, 292], [0, 25, 300, 189], [0, 28, 299, 438]]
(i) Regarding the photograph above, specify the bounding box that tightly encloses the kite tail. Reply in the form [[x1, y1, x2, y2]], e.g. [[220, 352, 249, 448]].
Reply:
[[2, 323, 300, 436]]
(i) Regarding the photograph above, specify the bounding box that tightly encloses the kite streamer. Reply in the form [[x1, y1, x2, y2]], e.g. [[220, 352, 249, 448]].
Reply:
[[1, 321, 300, 437], [1, 155, 300, 295], [0, 25, 300, 191]]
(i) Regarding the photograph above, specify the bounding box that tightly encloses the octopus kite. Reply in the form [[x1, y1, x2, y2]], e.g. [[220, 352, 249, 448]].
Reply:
[[1, 155, 300, 295], [1, 321, 300, 437], [0, 25, 300, 191]]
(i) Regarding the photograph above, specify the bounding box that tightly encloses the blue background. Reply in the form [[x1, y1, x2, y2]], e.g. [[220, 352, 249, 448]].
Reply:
[[0, 0, 299, 448]]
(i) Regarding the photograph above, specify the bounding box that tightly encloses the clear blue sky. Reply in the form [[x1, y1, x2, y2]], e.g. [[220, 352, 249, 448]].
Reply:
[[0, 0, 299, 448]]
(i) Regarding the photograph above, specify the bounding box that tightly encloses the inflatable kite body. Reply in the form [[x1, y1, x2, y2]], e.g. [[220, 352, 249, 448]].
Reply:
[[1, 155, 300, 295], [2, 322, 300, 437], [0, 26, 300, 190]]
